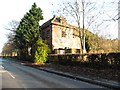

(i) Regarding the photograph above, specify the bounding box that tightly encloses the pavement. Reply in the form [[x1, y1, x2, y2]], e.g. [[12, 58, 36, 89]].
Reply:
[[10, 60, 120, 89]]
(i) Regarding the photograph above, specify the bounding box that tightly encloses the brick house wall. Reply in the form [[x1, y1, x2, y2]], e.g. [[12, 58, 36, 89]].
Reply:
[[41, 16, 81, 54]]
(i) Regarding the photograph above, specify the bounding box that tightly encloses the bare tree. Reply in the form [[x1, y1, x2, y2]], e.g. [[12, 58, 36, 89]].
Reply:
[[5, 20, 19, 32], [52, 0, 118, 53], [2, 20, 19, 56], [52, 0, 104, 53], [5, 20, 19, 42]]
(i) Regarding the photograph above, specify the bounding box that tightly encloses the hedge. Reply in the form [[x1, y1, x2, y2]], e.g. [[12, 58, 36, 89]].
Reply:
[[48, 52, 120, 69]]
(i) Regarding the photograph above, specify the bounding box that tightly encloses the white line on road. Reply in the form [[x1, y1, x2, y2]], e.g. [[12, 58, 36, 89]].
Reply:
[[0, 66, 4, 69], [7, 71, 15, 79], [1, 66, 15, 79]]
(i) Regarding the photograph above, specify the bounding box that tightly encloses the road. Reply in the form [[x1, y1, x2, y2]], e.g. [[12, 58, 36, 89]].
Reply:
[[0, 58, 107, 89]]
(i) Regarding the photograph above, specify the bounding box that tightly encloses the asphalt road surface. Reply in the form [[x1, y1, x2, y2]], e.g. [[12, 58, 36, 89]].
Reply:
[[0, 58, 107, 89]]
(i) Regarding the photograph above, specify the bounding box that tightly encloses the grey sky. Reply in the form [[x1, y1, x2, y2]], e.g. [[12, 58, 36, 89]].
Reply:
[[0, 0, 119, 53]]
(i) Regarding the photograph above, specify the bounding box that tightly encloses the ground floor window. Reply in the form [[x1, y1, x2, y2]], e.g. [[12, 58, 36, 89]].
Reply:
[[53, 48, 80, 54]]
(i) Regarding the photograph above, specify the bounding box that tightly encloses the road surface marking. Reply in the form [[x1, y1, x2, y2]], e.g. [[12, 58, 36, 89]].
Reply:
[[0, 66, 4, 69], [7, 71, 15, 79], [0, 66, 6, 73], [0, 66, 15, 79]]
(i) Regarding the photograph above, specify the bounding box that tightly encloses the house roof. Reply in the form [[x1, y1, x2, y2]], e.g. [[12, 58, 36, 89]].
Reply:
[[41, 15, 71, 29], [41, 15, 93, 34], [41, 16, 55, 29]]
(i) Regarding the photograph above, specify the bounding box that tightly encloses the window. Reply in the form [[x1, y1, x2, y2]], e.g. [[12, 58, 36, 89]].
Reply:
[[41, 32, 45, 40], [46, 30, 50, 38], [73, 30, 79, 38], [62, 31, 66, 37], [55, 18, 61, 23]]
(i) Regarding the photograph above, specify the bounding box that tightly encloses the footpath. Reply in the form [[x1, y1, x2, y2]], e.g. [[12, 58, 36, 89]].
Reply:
[[10, 59, 120, 90]]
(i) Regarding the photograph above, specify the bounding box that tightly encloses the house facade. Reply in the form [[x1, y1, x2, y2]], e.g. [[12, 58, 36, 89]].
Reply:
[[41, 16, 81, 54]]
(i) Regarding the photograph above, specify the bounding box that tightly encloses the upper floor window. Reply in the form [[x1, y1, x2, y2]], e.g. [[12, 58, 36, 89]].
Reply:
[[62, 31, 66, 37], [73, 30, 79, 38], [46, 30, 50, 38], [55, 18, 61, 23], [41, 32, 45, 40]]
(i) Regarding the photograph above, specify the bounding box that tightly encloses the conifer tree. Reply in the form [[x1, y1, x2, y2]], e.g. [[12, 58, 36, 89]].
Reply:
[[15, 3, 50, 62]]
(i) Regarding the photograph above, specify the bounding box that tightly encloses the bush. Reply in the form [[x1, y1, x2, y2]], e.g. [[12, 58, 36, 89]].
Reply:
[[48, 52, 120, 69], [34, 39, 50, 64]]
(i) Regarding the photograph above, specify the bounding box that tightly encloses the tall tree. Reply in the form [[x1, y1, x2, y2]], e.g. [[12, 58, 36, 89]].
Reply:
[[15, 3, 43, 59], [14, 3, 50, 63], [2, 41, 16, 56], [52, 0, 98, 53], [2, 20, 19, 56], [52, 0, 118, 53]]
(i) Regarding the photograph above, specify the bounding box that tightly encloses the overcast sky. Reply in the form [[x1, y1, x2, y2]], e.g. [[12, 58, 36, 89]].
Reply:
[[0, 0, 56, 53], [0, 0, 118, 53]]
